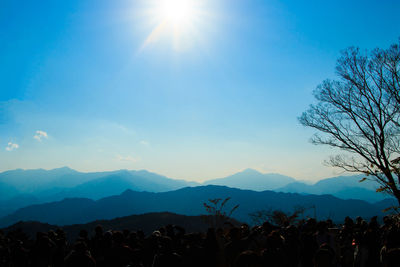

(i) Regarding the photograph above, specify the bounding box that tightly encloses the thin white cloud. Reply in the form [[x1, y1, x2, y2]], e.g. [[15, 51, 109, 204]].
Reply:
[[116, 155, 139, 163], [5, 142, 19, 151], [140, 140, 149, 146], [34, 130, 48, 142]]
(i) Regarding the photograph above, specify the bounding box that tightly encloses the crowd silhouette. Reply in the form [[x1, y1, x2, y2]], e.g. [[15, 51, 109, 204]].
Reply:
[[1, 215, 399, 267]]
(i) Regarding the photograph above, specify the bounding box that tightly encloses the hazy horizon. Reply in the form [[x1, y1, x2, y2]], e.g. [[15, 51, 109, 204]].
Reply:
[[1, 0, 399, 182], [0, 165, 355, 183]]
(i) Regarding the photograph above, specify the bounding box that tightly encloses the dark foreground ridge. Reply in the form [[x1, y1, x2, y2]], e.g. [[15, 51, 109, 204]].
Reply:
[[1, 213, 400, 267], [2, 212, 240, 241]]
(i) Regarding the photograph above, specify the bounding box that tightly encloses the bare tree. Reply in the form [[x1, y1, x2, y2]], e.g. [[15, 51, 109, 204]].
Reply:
[[203, 197, 239, 228], [249, 206, 306, 226], [299, 40, 400, 205]]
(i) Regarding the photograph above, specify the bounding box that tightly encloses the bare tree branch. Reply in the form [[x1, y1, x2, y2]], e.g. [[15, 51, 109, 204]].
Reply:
[[299, 40, 400, 205]]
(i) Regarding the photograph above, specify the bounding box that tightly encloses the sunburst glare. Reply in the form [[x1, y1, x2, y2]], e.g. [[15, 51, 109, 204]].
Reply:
[[158, 0, 195, 24], [138, 0, 212, 51]]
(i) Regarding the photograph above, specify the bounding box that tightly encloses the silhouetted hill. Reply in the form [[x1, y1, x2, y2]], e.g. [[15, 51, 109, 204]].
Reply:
[[0, 185, 392, 227], [204, 169, 296, 190], [1, 212, 238, 241], [0, 194, 39, 218]]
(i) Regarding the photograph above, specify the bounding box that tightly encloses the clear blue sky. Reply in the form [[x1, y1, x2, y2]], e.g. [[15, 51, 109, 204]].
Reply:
[[1, 0, 399, 181]]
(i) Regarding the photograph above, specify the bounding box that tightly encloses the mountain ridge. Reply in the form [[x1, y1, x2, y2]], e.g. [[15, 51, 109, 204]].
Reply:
[[1, 212, 240, 241], [204, 168, 296, 191], [0, 185, 395, 228], [0, 167, 393, 218]]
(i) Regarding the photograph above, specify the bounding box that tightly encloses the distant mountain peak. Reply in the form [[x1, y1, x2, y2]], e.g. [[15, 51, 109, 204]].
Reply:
[[121, 189, 135, 195], [204, 169, 295, 191], [240, 168, 262, 174], [47, 166, 79, 175], [52, 166, 75, 171], [134, 169, 151, 174], [113, 169, 132, 175]]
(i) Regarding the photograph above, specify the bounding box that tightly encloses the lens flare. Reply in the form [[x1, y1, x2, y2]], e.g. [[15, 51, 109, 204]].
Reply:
[[158, 0, 195, 24], [138, 0, 211, 51]]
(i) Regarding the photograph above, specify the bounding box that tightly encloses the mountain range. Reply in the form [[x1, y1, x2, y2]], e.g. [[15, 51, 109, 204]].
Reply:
[[0, 167, 394, 223], [277, 174, 386, 202], [204, 168, 296, 190], [0, 185, 396, 228], [0, 167, 198, 216], [0, 167, 197, 197]]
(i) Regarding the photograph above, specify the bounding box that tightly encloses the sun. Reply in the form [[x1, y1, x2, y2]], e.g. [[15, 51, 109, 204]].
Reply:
[[139, 0, 210, 51], [157, 0, 195, 25]]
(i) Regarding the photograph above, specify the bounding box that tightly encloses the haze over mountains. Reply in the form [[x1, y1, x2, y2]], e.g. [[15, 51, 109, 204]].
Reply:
[[204, 168, 296, 190], [0, 167, 198, 216], [277, 175, 383, 202], [0, 167, 393, 227], [0, 167, 384, 202], [0, 167, 197, 198]]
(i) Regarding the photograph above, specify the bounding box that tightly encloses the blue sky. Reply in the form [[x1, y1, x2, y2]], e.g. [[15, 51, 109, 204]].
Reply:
[[1, 0, 399, 181]]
